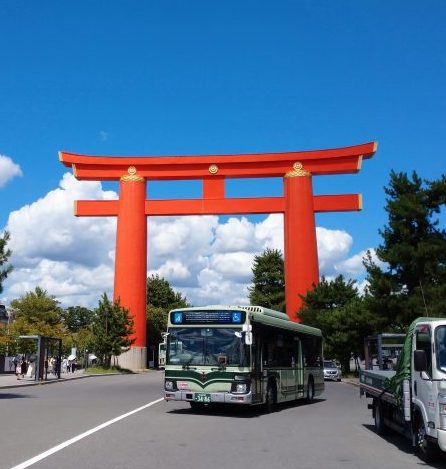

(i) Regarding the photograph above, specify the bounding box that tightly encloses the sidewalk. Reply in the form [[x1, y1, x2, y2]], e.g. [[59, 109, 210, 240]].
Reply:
[[0, 369, 89, 390], [342, 377, 359, 387]]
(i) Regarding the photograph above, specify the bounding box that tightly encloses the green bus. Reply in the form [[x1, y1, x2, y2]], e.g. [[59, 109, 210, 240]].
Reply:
[[164, 305, 324, 410]]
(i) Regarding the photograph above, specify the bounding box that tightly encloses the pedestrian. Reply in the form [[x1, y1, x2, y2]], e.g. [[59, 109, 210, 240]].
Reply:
[[55, 356, 61, 376], [20, 357, 28, 379], [49, 356, 56, 375], [15, 361, 22, 380]]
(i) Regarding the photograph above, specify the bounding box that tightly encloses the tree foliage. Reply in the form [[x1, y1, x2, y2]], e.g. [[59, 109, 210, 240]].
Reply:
[[0, 231, 13, 294], [365, 171, 446, 328], [61, 306, 94, 333], [299, 276, 380, 371], [248, 248, 285, 312], [60, 306, 95, 361], [91, 293, 135, 366], [146, 275, 189, 351], [6, 287, 65, 355], [10, 286, 63, 333], [146, 274, 188, 310]]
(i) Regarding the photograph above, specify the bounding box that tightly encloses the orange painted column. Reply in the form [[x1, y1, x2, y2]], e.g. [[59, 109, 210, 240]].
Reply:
[[114, 167, 147, 348], [284, 163, 319, 321]]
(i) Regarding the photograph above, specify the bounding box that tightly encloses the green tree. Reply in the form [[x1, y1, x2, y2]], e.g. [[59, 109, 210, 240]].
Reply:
[[146, 274, 188, 310], [8, 287, 65, 355], [248, 248, 285, 312], [0, 231, 13, 294], [61, 306, 94, 333], [364, 171, 446, 328], [61, 306, 95, 364], [299, 275, 380, 372], [64, 327, 96, 366], [146, 275, 189, 357], [11, 286, 63, 334], [91, 293, 135, 367]]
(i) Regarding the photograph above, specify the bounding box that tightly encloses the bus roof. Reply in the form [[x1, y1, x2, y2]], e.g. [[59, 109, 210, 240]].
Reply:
[[169, 304, 322, 337]]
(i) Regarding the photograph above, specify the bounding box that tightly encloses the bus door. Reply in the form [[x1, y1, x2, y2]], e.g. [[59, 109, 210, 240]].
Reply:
[[250, 329, 263, 404], [281, 335, 302, 401], [295, 338, 304, 398]]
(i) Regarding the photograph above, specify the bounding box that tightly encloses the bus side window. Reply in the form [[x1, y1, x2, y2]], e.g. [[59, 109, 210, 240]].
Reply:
[[302, 335, 322, 368]]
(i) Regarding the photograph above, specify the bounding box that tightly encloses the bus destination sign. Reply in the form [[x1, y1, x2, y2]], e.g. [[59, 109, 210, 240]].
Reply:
[[171, 310, 246, 325]]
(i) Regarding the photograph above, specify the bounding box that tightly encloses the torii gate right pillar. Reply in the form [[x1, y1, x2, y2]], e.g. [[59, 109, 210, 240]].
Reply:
[[284, 163, 319, 320]]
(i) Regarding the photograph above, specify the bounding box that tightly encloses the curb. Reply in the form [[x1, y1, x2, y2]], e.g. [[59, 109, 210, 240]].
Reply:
[[342, 378, 360, 387], [0, 373, 121, 390]]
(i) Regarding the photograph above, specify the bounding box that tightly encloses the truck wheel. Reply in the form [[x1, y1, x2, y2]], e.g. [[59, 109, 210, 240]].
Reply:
[[265, 381, 277, 413], [374, 400, 387, 435], [415, 416, 440, 462]]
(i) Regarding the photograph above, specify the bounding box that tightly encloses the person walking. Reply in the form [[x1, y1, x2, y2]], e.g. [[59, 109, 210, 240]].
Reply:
[[15, 360, 22, 380], [62, 357, 68, 373], [20, 357, 28, 379]]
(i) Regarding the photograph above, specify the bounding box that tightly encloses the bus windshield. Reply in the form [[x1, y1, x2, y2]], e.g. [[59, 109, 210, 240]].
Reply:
[[167, 327, 249, 367]]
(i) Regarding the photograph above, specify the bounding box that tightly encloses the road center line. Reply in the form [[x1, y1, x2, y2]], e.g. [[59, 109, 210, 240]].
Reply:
[[10, 397, 165, 469]]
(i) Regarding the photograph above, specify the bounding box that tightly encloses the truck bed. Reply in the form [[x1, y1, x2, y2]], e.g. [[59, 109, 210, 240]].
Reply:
[[360, 369, 397, 403]]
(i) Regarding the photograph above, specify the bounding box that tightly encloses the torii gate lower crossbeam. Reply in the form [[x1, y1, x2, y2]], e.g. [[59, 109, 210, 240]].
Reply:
[[60, 141, 377, 370]]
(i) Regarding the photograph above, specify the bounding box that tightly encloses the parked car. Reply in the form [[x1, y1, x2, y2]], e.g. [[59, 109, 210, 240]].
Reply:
[[324, 359, 342, 381]]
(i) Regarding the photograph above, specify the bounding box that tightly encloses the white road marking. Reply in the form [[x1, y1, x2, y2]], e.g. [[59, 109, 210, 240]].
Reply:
[[10, 397, 164, 469]]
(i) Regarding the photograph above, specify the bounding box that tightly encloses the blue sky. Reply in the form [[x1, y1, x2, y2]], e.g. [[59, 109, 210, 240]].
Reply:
[[0, 1, 445, 307]]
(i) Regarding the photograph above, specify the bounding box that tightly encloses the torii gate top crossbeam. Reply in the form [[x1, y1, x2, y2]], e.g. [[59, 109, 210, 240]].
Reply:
[[59, 142, 377, 181]]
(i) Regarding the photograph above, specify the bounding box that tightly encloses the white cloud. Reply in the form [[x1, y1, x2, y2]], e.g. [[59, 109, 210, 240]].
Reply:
[[0, 155, 23, 187], [317, 227, 352, 276], [1, 174, 375, 308], [7, 173, 117, 267], [151, 260, 190, 281], [213, 217, 256, 252], [209, 252, 255, 281]]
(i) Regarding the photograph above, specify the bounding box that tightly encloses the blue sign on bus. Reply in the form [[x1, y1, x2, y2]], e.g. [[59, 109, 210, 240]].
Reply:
[[170, 310, 245, 325]]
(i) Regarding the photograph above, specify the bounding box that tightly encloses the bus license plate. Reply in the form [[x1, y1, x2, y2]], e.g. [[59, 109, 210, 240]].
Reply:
[[195, 393, 211, 403]]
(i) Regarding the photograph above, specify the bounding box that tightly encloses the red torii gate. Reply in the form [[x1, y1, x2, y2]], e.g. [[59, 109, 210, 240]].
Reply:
[[60, 141, 376, 369]]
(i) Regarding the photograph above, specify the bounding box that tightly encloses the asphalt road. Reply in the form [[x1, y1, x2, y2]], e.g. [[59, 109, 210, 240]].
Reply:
[[0, 373, 444, 469]]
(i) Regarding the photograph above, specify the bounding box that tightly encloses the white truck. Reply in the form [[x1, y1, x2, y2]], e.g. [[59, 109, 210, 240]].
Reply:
[[360, 317, 446, 462]]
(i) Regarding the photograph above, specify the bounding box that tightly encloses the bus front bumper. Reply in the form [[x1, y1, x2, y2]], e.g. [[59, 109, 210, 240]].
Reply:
[[164, 390, 253, 405]]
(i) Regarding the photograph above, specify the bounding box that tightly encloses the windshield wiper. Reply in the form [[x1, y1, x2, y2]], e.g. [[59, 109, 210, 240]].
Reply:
[[182, 357, 197, 370]]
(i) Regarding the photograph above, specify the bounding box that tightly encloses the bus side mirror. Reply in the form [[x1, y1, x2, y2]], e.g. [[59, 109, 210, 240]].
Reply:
[[245, 332, 253, 345], [414, 349, 427, 372]]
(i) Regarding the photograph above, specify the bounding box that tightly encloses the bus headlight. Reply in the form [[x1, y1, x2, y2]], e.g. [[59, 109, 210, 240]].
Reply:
[[231, 382, 250, 394], [165, 380, 176, 391]]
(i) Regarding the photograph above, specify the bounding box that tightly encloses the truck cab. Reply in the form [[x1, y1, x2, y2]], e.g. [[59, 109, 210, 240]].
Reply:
[[360, 318, 446, 462], [411, 321, 446, 457]]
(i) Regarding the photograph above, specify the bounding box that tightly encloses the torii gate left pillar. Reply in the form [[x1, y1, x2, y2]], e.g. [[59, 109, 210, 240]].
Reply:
[[114, 171, 147, 367]]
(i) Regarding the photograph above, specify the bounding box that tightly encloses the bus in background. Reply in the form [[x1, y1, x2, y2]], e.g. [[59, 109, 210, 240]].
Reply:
[[164, 305, 324, 411]]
